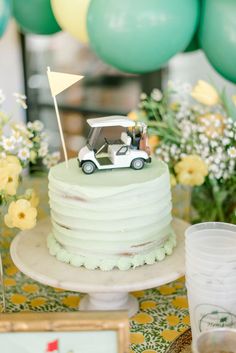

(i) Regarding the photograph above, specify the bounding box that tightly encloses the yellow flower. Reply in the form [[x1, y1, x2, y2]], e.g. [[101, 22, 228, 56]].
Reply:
[[5, 155, 22, 174], [174, 155, 208, 187], [191, 80, 219, 106], [148, 135, 159, 153], [4, 199, 37, 230], [128, 110, 138, 121], [198, 113, 225, 138], [0, 156, 21, 195], [4, 173, 19, 196], [0, 165, 8, 192]]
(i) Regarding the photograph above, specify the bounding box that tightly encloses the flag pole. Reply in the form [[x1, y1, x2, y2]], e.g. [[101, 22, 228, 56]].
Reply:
[[0, 253, 6, 312], [47, 67, 69, 169]]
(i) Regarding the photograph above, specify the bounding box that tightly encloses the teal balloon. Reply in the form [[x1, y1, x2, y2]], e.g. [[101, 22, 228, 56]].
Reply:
[[13, 0, 61, 35], [184, 0, 202, 52], [87, 0, 199, 73], [199, 0, 236, 83], [0, 0, 11, 37], [184, 34, 200, 52]]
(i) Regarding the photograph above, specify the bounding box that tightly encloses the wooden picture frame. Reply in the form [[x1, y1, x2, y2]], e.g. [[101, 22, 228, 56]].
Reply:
[[0, 311, 129, 353]]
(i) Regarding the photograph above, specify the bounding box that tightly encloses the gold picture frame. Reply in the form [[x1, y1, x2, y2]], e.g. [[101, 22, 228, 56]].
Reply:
[[0, 311, 129, 353]]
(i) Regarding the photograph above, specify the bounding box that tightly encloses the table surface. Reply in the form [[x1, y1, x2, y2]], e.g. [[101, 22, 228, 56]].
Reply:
[[0, 177, 190, 353]]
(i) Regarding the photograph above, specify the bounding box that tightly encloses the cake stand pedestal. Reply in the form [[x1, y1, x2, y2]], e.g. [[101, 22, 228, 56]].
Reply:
[[10, 218, 188, 317]]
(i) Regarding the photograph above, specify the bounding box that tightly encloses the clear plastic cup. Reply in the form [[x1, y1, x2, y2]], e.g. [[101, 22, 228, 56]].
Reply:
[[185, 259, 236, 278], [186, 283, 236, 343], [186, 279, 236, 297], [192, 328, 236, 353], [185, 247, 236, 263], [186, 273, 236, 292], [185, 222, 236, 344], [185, 222, 236, 241], [185, 222, 236, 256]]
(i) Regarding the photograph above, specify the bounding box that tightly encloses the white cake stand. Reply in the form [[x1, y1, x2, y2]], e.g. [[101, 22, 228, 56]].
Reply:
[[10, 218, 188, 317]]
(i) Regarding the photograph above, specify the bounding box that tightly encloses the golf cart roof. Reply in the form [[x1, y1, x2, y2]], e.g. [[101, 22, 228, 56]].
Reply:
[[87, 116, 136, 128]]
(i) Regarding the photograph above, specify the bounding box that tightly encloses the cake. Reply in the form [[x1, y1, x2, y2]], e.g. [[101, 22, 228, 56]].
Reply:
[[47, 157, 176, 270]]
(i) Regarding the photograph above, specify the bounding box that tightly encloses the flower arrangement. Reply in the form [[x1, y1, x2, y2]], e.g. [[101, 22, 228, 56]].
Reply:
[[131, 80, 236, 223], [0, 91, 60, 230]]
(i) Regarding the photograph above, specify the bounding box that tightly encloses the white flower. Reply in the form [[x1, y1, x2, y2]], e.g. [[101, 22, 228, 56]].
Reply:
[[151, 89, 163, 102], [225, 131, 234, 138], [0, 89, 6, 105], [140, 93, 147, 100], [12, 130, 23, 144], [13, 93, 27, 109], [38, 142, 48, 157], [23, 139, 33, 149], [27, 120, 44, 132], [228, 147, 236, 158], [216, 147, 223, 154], [222, 138, 231, 146], [223, 172, 229, 180], [43, 151, 60, 168], [199, 134, 209, 144], [210, 141, 218, 148], [0, 151, 6, 158], [18, 147, 30, 161], [1, 136, 17, 151]]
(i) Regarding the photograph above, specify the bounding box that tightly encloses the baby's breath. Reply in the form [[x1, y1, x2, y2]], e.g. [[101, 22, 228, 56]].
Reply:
[[138, 80, 236, 223]]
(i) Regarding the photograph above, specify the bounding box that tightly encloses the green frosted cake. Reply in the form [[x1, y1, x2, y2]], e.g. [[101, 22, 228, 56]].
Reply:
[[47, 158, 176, 270]]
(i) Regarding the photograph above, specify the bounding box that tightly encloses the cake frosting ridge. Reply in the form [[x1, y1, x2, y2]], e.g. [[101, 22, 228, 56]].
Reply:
[[47, 157, 176, 270]]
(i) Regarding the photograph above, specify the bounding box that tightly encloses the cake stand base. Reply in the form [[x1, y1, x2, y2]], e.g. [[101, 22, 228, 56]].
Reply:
[[10, 218, 188, 317], [80, 293, 139, 317]]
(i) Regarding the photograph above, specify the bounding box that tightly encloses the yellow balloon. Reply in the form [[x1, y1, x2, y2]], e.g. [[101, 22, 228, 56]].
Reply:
[[51, 0, 90, 44]]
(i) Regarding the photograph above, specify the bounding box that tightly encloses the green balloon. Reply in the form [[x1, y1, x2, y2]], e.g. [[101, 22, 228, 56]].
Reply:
[[0, 0, 11, 38], [184, 0, 202, 52], [13, 0, 61, 35], [87, 0, 199, 73], [199, 0, 236, 83], [184, 34, 200, 52]]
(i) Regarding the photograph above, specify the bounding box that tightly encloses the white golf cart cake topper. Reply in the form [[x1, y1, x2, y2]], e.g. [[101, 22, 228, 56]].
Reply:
[[78, 115, 151, 174]]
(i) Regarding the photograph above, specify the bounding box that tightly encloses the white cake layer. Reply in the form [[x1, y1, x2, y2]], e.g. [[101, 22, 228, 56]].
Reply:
[[48, 158, 175, 270]]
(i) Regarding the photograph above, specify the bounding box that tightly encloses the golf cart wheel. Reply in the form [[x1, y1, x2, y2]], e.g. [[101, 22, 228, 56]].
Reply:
[[82, 161, 96, 174], [131, 158, 144, 170]]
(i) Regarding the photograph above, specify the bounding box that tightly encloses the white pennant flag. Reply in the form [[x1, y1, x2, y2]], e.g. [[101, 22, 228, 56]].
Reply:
[[47, 70, 84, 97]]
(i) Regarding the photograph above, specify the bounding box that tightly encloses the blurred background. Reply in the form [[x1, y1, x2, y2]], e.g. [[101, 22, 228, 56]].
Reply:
[[0, 0, 235, 158]]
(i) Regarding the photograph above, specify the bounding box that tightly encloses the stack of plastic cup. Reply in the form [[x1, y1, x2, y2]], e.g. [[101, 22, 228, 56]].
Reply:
[[185, 222, 236, 344]]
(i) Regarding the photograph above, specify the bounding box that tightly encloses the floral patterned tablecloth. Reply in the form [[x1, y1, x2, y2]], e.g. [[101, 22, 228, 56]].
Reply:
[[0, 177, 190, 353]]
